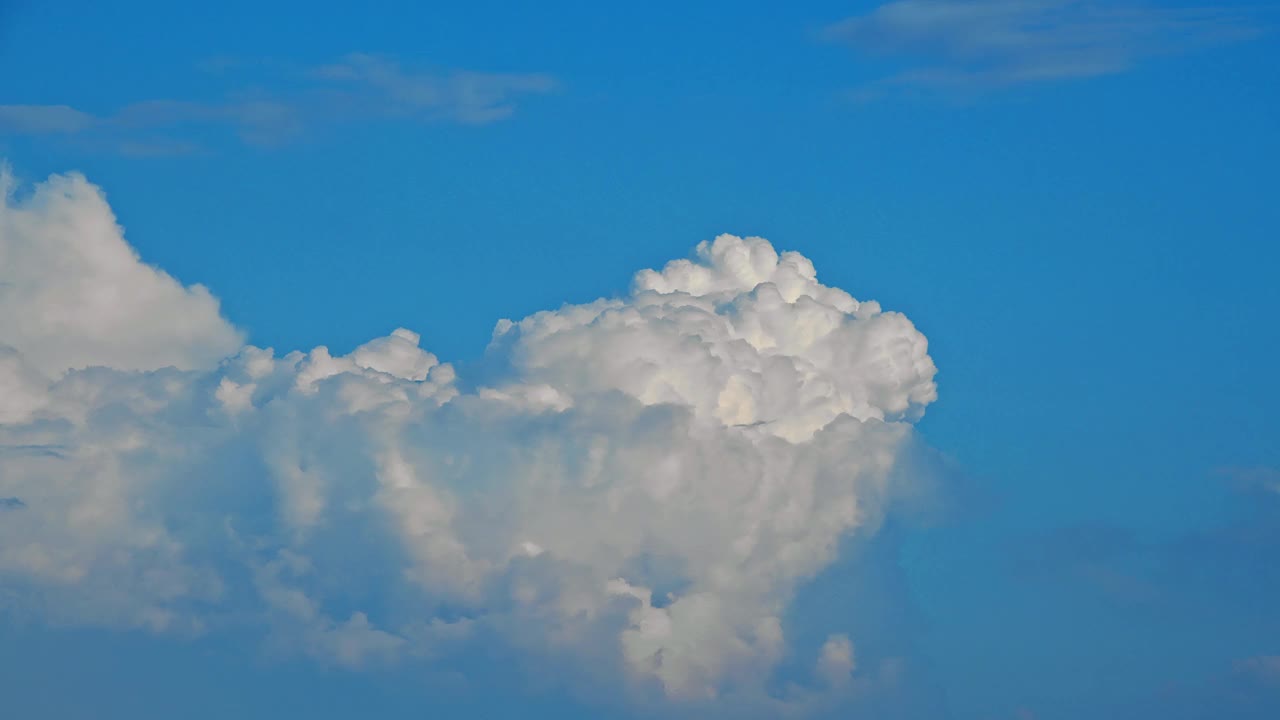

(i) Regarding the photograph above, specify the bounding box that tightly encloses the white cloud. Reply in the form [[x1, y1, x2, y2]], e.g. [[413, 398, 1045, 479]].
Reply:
[[0, 169, 940, 713], [497, 234, 936, 443], [0, 168, 243, 375], [0, 346, 48, 424], [817, 634, 857, 687]]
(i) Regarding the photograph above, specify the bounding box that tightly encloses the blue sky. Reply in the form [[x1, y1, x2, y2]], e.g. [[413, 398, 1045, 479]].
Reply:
[[2, 1, 1279, 718]]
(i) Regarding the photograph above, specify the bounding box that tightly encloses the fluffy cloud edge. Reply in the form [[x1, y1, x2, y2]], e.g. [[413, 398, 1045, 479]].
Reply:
[[0, 168, 940, 715]]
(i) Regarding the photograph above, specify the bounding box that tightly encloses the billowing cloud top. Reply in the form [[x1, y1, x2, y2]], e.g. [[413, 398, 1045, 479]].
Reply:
[[0, 168, 243, 374], [497, 234, 936, 442], [0, 170, 937, 714]]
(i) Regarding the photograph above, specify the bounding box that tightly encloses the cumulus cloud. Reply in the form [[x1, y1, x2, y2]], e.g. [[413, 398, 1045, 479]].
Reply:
[[0, 169, 939, 714], [823, 0, 1261, 98], [0, 168, 243, 376]]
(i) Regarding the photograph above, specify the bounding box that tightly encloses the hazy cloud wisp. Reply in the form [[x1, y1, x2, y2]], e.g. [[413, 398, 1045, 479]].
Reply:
[[824, 0, 1261, 97], [0, 54, 558, 152]]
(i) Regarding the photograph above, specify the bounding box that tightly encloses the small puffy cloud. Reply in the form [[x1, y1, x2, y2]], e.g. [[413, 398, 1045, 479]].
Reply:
[[0, 169, 941, 714], [816, 634, 857, 686], [824, 0, 1261, 98]]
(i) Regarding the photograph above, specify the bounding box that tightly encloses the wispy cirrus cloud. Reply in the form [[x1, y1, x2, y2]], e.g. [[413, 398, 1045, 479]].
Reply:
[[0, 104, 96, 134], [1218, 465, 1280, 495], [1236, 656, 1280, 686], [823, 0, 1264, 99], [0, 53, 558, 153], [312, 53, 559, 125]]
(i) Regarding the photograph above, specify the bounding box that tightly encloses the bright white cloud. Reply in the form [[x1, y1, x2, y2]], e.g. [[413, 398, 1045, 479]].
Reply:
[[0, 168, 243, 375], [0, 169, 939, 713], [498, 234, 937, 443]]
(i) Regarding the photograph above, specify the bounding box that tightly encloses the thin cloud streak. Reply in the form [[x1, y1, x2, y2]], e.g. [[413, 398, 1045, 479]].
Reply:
[[0, 53, 559, 152], [0, 104, 95, 134], [823, 0, 1264, 98]]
